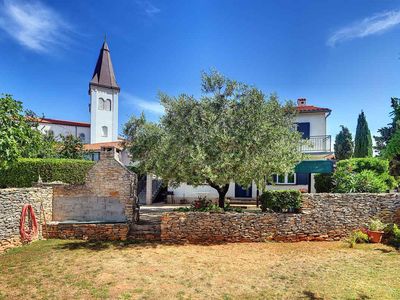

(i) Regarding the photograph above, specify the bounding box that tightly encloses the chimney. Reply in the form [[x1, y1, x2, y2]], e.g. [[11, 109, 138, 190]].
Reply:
[[100, 146, 119, 161], [297, 98, 307, 107]]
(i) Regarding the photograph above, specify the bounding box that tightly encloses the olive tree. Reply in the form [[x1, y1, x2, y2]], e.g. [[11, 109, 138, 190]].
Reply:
[[124, 70, 305, 207]]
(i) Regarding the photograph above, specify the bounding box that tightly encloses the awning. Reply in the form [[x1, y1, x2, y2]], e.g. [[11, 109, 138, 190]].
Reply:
[[295, 160, 334, 174]]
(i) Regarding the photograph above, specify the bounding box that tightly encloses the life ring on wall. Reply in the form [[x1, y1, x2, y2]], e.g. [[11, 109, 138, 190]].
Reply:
[[20, 204, 38, 243]]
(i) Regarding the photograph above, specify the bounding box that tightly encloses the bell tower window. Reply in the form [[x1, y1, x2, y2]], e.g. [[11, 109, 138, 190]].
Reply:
[[98, 98, 105, 110], [101, 126, 108, 137], [105, 99, 112, 111]]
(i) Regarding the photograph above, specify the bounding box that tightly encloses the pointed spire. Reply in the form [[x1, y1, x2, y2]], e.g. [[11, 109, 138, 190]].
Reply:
[[89, 40, 120, 92]]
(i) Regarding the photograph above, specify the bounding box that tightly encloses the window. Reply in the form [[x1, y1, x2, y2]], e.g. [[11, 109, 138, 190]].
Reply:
[[296, 122, 310, 139], [272, 173, 296, 185], [104, 99, 112, 111], [98, 98, 105, 110], [79, 133, 85, 142], [101, 126, 108, 137]]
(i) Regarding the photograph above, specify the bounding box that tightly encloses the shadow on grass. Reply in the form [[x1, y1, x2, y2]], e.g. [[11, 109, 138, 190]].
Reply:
[[373, 247, 395, 254], [302, 291, 323, 300], [53, 240, 164, 251]]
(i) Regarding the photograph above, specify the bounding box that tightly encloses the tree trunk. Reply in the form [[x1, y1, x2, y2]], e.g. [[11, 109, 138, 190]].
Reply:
[[207, 181, 229, 208]]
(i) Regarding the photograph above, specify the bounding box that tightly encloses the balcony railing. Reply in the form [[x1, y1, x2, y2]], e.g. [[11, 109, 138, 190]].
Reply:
[[300, 135, 331, 153]]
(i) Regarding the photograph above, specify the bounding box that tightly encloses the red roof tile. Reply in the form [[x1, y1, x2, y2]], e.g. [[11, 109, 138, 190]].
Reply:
[[39, 118, 90, 127], [297, 105, 331, 113], [83, 141, 124, 151]]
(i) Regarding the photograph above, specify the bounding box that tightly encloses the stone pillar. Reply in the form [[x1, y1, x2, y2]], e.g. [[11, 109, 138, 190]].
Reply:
[[146, 173, 153, 205]]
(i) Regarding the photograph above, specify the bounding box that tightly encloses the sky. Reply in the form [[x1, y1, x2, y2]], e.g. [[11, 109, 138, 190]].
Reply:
[[1, 0, 400, 140]]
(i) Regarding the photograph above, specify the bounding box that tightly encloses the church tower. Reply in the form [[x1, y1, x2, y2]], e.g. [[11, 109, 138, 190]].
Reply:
[[89, 40, 120, 144]]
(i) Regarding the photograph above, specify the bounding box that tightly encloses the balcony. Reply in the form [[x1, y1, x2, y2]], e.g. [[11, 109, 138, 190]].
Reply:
[[300, 135, 331, 153]]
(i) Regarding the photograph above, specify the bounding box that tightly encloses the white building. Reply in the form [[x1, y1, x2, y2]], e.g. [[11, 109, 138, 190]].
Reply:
[[37, 40, 130, 165]]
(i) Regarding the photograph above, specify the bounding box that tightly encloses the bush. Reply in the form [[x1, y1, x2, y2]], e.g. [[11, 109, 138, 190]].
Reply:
[[174, 197, 243, 213], [346, 230, 369, 248], [260, 190, 302, 212], [0, 158, 94, 188], [314, 173, 333, 193], [333, 158, 396, 193], [384, 224, 400, 248], [337, 157, 389, 174], [366, 219, 386, 231]]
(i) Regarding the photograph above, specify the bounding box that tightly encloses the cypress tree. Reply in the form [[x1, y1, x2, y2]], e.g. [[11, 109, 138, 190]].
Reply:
[[354, 111, 373, 158], [334, 125, 354, 160]]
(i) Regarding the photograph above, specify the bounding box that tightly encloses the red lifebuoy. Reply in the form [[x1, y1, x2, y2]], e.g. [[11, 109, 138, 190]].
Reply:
[[20, 204, 38, 242]]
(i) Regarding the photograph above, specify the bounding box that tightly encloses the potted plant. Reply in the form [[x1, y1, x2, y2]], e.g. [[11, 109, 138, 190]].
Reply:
[[366, 219, 386, 243]]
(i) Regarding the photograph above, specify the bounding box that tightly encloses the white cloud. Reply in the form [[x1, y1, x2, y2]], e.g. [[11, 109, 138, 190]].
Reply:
[[327, 10, 400, 47], [0, 0, 72, 53], [136, 1, 160, 17], [122, 92, 165, 114]]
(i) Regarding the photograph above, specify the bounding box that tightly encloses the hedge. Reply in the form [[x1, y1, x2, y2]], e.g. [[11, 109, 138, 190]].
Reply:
[[314, 173, 334, 193], [260, 190, 302, 213], [0, 158, 95, 188], [336, 157, 389, 174]]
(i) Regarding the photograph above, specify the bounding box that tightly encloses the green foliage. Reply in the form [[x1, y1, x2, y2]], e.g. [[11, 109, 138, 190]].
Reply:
[[314, 173, 334, 193], [374, 97, 400, 153], [58, 135, 84, 159], [346, 230, 369, 248], [124, 70, 305, 207], [260, 190, 302, 212], [354, 111, 373, 158], [0, 94, 44, 168], [174, 197, 243, 213], [366, 219, 386, 231], [334, 125, 354, 160], [384, 224, 400, 248], [381, 131, 400, 177], [333, 158, 396, 193], [0, 158, 94, 188]]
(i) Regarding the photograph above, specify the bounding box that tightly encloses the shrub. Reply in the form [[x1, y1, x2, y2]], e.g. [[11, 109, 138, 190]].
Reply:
[[333, 158, 396, 193], [346, 230, 369, 248], [384, 224, 400, 248], [314, 173, 333, 193], [260, 190, 302, 212], [366, 219, 386, 231], [173, 197, 243, 213], [337, 157, 389, 174], [0, 158, 94, 188]]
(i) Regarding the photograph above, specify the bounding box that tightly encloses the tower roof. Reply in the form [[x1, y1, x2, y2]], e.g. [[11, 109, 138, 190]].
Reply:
[[89, 41, 120, 91]]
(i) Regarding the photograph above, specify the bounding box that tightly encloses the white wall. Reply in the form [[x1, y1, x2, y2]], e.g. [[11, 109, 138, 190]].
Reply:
[[168, 181, 315, 202], [295, 112, 326, 136], [38, 123, 90, 144], [90, 86, 119, 144]]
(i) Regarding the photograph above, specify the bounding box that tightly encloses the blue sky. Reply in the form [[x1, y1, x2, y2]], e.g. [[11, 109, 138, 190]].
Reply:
[[1, 0, 400, 140]]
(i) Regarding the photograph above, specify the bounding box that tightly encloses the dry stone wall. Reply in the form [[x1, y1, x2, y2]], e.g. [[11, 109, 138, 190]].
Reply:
[[0, 188, 52, 252], [46, 223, 129, 241], [161, 193, 400, 244]]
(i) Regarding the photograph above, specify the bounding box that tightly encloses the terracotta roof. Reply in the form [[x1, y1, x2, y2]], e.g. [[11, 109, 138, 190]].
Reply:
[[89, 41, 120, 91], [83, 141, 124, 151], [297, 105, 331, 113], [39, 118, 90, 127]]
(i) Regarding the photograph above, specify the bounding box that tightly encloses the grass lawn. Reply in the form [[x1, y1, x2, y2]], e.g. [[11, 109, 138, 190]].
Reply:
[[0, 240, 399, 299]]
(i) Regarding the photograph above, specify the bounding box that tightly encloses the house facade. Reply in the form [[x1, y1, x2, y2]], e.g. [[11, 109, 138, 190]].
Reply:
[[166, 99, 333, 203]]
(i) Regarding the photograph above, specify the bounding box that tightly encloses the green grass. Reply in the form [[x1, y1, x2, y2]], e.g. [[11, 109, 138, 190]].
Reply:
[[0, 239, 399, 299]]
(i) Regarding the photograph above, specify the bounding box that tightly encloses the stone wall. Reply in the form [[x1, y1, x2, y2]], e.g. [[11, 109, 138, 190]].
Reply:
[[46, 223, 129, 241], [52, 148, 137, 223], [161, 193, 400, 244], [0, 187, 53, 252]]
